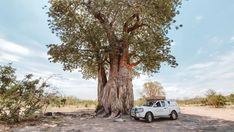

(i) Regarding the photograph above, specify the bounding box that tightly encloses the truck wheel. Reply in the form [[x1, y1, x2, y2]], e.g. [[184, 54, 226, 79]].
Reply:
[[145, 112, 153, 123], [170, 111, 178, 120]]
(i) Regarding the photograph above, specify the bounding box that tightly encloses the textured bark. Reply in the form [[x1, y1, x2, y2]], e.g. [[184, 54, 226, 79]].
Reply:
[[116, 66, 134, 114], [99, 40, 134, 117], [95, 17, 134, 117], [96, 64, 107, 114], [100, 67, 134, 117]]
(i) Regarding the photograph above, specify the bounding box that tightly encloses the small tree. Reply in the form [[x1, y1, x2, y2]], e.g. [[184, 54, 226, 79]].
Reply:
[[142, 81, 165, 99], [205, 89, 226, 108], [0, 64, 53, 123]]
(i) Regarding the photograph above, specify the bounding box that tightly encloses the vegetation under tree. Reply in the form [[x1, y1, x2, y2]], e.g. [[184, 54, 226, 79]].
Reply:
[[47, 0, 182, 117]]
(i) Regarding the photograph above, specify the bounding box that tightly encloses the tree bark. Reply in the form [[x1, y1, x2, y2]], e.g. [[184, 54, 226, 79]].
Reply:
[[99, 40, 134, 117], [100, 66, 134, 117], [93, 10, 134, 117], [96, 64, 107, 114]]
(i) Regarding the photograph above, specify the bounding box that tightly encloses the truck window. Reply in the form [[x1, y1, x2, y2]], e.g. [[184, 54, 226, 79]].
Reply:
[[156, 102, 161, 107], [161, 101, 166, 107]]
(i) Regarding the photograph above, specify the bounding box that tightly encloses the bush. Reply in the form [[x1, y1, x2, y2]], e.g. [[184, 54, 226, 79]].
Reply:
[[176, 97, 206, 106], [47, 95, 98, 108], [205, 89, 226, 108], [47, 95, 64, 107], [228, 94, 234, 104], [134, 98, 145, 106], [176, 90, 230, 107], [0, 64, 52, 123]]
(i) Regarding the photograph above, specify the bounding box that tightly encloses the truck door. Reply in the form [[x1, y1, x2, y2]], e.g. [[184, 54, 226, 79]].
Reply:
[[153, 101, 169, 116], [160, 101, 170, 116]]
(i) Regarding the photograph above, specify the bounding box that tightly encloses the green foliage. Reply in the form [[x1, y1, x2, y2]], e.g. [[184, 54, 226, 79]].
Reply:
[[47, 0, 182, 78], [47, 95, 97, 108], [47, 95, 65, 107], [142, 81, 165, 98], [0, 64, 52, 123], [177, 97, 207, 106], [177, 89, 228, 108], [134, 98, 145, 106], [205, 90, 226, 108], [228, 94, 234, 104]]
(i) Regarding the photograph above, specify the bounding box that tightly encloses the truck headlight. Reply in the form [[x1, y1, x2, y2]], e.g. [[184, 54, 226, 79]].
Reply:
[[136, 108, 144, 113]]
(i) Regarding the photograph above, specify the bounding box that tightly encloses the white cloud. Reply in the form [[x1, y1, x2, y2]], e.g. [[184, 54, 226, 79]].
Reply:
[[0, 38, 30, 55], [171, 42, 176, 46], [209, 36, 223, 45], [230, 36, 234, 42], [197, 48, 202, 55], [12, 60, 97, 99], [0, 52, 20, 62], [195, 16, 203, 21], [188, 62, 215, 70], [161, 49, 234, 99]]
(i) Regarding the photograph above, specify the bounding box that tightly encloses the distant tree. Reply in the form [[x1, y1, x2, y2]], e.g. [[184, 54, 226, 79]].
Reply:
[[47, 0, 181, 117], [206, 89, 216, 97], [142, 81, 165, 99], [205, 89, 226, 108]]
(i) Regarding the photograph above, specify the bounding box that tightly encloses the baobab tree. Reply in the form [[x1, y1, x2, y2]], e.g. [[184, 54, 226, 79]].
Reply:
[[47, 0, 181, 117]]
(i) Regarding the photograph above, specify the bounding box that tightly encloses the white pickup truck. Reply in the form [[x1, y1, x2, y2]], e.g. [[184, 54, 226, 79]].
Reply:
[[130, 100, 180, 123]]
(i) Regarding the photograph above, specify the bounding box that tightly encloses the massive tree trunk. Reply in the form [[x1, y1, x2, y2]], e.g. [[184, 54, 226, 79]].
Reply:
[[94, 13, 135, 117], [98, 40, 134, 117], [100, 66, 134, 117]]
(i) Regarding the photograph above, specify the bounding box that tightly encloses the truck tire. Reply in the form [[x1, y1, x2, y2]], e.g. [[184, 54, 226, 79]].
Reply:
[[145, 112, 153, 123], [170, 110, 178, 120]]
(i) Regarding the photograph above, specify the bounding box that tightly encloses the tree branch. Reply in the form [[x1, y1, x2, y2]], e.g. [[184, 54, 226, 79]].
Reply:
[[123, 14, 139, 32], [94, 12, 107, 24], [123, 13, 146, 33], [110, 10, 119, 27], [127, 23, 146, 33], [129, 59, 141, 67]]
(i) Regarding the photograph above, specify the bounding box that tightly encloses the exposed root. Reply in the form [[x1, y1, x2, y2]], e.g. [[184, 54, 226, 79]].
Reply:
[[95, 106, 105, 116]]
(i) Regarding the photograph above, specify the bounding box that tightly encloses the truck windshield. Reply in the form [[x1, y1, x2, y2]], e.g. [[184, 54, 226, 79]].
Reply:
[[143, 102, 154, 107]]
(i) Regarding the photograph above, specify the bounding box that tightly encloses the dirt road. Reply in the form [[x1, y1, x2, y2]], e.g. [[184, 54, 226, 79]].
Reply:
[[181, 106, 234, 121]]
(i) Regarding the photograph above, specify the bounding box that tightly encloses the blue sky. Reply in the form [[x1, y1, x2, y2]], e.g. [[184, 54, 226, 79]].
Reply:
[[0, 0, 234, 99]]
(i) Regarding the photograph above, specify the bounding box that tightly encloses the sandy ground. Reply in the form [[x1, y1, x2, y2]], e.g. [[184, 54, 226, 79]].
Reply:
[[181, 106, 234, 121], [0, 106, 234, 132]]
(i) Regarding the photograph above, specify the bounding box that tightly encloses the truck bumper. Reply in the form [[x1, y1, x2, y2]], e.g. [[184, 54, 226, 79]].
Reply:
[[131, 112, 145, 118]]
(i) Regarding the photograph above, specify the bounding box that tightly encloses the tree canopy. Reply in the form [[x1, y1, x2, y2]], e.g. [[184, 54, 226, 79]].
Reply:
[[47, 0, 181, 79], [142, 81, 165, 99]]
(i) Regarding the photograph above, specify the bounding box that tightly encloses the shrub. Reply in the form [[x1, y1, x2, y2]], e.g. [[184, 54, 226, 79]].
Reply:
[[0, 64, 52, 123], [47, 95, 98, 108], [134, 98, 145, 106], [206, 89, 226, 108], [176, 97, 206, 106], [85, 104, 88, 108], [227, 94, 234, 104]]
